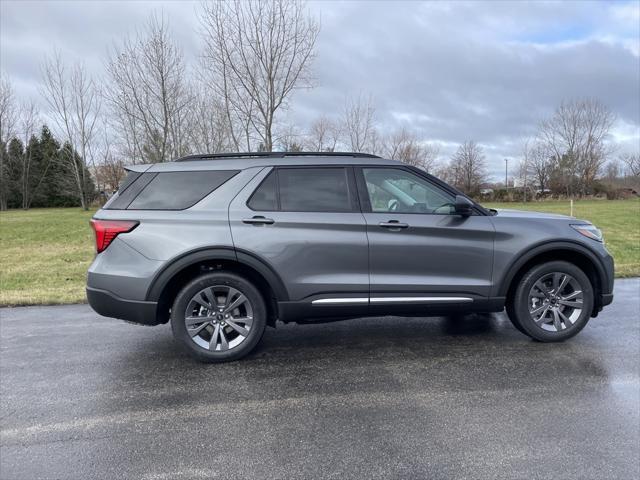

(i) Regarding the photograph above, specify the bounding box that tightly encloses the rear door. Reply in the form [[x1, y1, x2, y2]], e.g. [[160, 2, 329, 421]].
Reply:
[[356, 166, 495, 310], [229, 166, 369, 311]]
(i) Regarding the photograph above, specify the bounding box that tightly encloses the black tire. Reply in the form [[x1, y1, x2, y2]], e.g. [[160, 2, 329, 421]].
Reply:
[[508, 260, 594, 342], [171, 272, 267, 363], [505, 300, 526, 334]]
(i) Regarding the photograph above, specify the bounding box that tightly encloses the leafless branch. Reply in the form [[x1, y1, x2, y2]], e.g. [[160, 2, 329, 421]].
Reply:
[[200, 0, 319, 151]]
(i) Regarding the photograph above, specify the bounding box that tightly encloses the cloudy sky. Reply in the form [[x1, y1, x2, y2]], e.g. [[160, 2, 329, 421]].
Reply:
[[1, 0, 639, 179]]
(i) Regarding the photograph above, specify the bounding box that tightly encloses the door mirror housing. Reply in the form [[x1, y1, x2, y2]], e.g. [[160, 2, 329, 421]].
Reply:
[[454, 195, 474, 216]]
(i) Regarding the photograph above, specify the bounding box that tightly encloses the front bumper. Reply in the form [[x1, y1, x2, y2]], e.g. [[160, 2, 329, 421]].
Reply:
[[86, 287, 160, 326]]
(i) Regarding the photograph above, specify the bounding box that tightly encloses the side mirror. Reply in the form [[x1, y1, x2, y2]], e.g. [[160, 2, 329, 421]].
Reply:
[[454, 195, 474, 216]]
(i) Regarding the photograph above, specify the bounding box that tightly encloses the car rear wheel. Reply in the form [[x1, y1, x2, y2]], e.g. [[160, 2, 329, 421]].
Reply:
[[170, 272, 267, 362], [508, 260, 594, 342]]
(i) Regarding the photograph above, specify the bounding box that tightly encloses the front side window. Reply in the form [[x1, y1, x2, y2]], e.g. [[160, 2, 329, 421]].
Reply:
[[363, 168, 455, 214]]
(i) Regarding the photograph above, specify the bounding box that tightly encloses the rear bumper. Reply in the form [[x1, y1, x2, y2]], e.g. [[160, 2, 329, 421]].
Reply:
[[86, 287, 160, 326]]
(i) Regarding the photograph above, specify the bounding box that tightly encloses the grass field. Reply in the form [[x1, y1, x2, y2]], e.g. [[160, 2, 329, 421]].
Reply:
[[1, 209, 96, 305], [1, 199, 638, 306]]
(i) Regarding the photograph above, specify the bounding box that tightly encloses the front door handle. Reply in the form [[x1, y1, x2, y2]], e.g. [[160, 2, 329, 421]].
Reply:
[[242, 216, 275, 225], [378, 220, 409, 229]]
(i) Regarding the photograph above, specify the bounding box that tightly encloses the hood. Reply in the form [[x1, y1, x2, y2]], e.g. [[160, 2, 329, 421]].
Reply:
[[493, 208, 574, 220]]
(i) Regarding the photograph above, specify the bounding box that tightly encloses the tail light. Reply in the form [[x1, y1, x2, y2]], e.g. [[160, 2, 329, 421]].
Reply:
[[90, 219, 139, 253]]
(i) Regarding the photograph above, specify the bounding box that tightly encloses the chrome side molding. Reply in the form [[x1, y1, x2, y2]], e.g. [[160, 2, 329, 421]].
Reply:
[[311, 298, 369, 305], [312, 296, 473, 305], [370, 297, 473, 303]]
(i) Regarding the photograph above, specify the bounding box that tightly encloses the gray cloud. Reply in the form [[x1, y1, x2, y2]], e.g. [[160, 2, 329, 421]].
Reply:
[[1, 0, 638, 179]]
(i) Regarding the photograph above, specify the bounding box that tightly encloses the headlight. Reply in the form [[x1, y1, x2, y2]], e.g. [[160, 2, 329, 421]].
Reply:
[[571, 224, 603, 242]]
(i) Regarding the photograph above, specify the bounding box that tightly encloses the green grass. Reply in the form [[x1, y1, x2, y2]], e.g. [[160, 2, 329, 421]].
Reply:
[[1, 200, 638, 306], [483, 199, 640, 278], [1, 208, 96, 305]]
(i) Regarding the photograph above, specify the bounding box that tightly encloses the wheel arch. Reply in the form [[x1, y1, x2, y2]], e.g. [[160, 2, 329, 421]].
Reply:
[[499, 241, 607, 315], [147, 247, 288, 326]]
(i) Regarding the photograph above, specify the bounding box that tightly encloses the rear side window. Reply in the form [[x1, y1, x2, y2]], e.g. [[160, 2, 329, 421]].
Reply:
[[117, 171, 141, 193], [128, 170, 239, 210], [248, 167, 352, 212], [105, 172, 156, 210], [278, 168, 351, 212], [106, 170, 238, 210]]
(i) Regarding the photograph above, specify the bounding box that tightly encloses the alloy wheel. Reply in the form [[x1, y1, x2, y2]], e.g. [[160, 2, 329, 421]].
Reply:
[[184, 285, 254, 351], [528, 272, 584, 332]]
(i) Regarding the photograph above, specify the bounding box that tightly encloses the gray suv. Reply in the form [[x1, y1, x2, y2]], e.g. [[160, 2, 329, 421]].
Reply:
[[87, 152, 614, 362]]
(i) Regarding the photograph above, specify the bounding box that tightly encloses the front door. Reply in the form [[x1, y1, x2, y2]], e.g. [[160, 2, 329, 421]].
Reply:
[[356, 166, 495, 310]]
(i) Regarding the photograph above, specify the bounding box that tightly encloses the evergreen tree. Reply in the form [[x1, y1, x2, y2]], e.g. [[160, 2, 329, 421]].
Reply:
[[25, 126, 58, 208], [5, 137, 24, 208]]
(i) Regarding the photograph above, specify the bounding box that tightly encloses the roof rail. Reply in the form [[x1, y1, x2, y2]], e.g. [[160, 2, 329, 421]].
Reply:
[[174, 151, 381, 162]]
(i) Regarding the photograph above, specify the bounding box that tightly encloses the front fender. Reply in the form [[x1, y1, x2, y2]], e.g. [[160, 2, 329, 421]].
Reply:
[[495, 240, 611, 298]]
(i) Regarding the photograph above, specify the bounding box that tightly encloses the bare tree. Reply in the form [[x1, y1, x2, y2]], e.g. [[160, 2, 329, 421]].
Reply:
[[523, 140, 552, 193], [41, 52, 101, 209], [447, 140, 488, 195], [342, 93, 376, 153], [516, 157, 529, 201], [0, 74, 17, 145], [620, 152, 640, 178], [200, 0, 319, 152], [275, 123, 304, 151], [304, 116, 340, 152], [105, 14, 192, 163], [384, 127, 439, 173], [0, 74, 18, 210], [537, 98, 615, 196], [603, 159, 621, 184], [95, 155, 126, 194], [188, 87, 233, 154]]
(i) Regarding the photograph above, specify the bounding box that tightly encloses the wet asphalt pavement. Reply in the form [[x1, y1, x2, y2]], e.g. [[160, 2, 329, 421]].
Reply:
[[1, 278, 639, 480]]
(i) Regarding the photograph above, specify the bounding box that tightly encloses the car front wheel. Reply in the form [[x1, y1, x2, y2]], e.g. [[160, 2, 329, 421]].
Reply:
[[509, 260, 594, 342], [170, 272, 267, 362]]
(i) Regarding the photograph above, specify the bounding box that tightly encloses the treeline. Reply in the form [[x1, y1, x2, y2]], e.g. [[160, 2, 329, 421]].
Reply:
[[0, 126, 95, 210], [1, 1, 638, 210]]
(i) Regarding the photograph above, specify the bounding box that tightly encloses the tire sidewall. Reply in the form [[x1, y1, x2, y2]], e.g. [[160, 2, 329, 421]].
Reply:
[[171, 272, 267, 362], [506, 301, 526, 334], [514, 261, 594, 342]]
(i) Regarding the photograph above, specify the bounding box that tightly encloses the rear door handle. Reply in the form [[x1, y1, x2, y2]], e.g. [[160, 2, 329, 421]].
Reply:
[[378, 221, 409, 229], [242, 216, 275, 225]]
